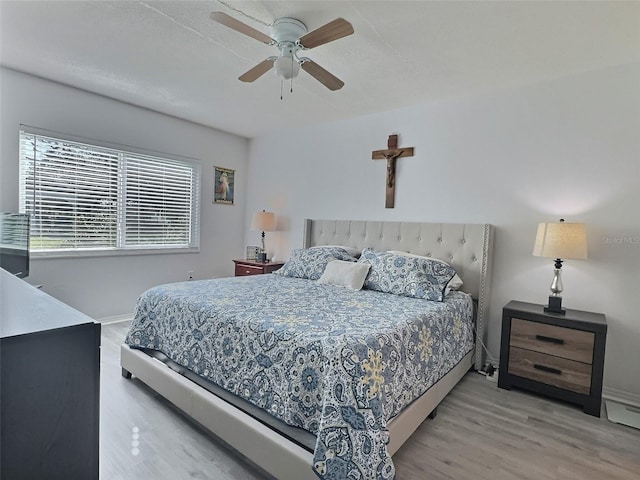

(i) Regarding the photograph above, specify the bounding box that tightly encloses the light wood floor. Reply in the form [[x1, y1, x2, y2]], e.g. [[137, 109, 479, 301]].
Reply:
[[101, 321, 640, 480]]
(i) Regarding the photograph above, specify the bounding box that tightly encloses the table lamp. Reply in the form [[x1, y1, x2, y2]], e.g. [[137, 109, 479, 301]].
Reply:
[[532, 219, 587, 314], [251, 210, 276, 262]]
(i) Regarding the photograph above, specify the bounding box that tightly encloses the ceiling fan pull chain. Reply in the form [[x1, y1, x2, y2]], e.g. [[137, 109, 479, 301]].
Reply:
[[290, 56, 294, 94], [280, 78, 284, 100]]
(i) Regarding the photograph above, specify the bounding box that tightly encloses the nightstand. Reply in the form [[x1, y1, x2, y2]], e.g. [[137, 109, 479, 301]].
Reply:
[[498, 300, 607, 417], [233, 259, 284, 277]]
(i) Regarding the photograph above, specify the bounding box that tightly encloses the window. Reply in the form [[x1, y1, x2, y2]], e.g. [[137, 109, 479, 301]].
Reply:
[[19, 128, 200, 255]]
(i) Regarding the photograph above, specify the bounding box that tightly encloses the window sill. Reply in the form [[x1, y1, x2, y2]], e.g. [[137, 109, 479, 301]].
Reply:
[[30, 246, 199, 260]]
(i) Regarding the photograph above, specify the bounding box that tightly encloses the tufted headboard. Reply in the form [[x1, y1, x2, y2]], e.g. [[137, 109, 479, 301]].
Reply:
[[303, 219, 494, 370]]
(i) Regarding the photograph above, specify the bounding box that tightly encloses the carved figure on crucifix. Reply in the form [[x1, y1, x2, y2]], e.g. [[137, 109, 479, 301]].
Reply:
[[372, 134, 415, 208], [384, 153, 401, 188]]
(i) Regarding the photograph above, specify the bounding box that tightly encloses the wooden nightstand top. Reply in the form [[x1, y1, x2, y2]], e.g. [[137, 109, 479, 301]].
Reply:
[[233, 259, 284, 268]]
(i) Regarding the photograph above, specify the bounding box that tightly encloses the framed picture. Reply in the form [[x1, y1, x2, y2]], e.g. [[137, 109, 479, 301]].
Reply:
[[214, 166, 235, 204], [246, 246, 260, 260]]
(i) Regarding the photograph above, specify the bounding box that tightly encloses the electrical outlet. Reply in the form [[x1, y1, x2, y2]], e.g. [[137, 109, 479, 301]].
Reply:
[[187, 271, 194, 281]]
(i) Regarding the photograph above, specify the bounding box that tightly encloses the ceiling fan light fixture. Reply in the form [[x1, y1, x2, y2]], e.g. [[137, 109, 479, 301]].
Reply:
[[211, 12, 353, 91], [274, 55, 300, 80]]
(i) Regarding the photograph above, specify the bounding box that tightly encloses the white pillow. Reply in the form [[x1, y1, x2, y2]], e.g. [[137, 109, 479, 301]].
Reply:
[[309, 245, 361, 258], [317, 260, 371, 291], [387, 250, 463, 293]]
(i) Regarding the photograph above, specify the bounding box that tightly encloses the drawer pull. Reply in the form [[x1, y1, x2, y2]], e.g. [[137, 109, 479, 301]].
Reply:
[[535, 334, 564, 345], [533, 364, 562, 375]]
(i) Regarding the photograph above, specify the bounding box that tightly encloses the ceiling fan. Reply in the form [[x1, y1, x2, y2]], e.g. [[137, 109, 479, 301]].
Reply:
[[210, 12, 354, 91]]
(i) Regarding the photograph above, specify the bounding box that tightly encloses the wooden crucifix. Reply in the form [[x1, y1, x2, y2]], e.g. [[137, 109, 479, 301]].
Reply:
[[372, 134, 414, 208]]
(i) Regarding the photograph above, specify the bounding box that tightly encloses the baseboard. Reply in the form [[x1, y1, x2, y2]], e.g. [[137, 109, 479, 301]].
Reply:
[[603, 386, 640, 409], [97, 314, 133, 325]]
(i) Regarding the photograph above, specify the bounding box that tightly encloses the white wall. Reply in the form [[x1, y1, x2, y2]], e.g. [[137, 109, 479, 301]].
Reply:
[[0, 68, 249, 320], [246, 63, 640, 401]]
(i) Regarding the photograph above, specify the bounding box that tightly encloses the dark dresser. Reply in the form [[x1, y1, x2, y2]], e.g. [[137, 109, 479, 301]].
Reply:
[[1, 269, 100, 479]]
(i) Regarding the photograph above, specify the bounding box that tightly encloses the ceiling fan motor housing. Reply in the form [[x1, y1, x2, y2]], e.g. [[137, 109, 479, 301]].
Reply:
[[271, 17, 307, 45], [271, 18, 307, 79]]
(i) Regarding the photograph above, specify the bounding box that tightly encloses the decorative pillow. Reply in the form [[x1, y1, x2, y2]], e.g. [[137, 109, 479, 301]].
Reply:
[[387, 250, 463, 293], [274, 247, 357, 280], [317, 260, 371, 291], [357, 249, 457, 301], [309, 245, 361, 258]]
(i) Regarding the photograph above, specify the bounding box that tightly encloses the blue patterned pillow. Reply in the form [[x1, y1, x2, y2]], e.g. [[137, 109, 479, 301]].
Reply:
[[357, 249, 457, 301], [274, 247, 357, 280]]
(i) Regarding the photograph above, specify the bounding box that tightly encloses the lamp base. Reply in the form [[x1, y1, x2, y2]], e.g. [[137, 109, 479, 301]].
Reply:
[[544, 295, 566, 315], [256, 252, 267, 263]]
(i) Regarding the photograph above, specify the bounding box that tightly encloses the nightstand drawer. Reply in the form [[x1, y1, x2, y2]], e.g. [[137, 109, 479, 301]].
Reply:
[[508, 347, 592, 395], [233, 259, 284, 277], [235, 264, 263, 276], [510, 318, 595, 364]]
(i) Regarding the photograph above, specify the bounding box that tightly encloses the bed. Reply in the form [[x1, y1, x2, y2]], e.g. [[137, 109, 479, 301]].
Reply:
[[121, 219, 493, 479]]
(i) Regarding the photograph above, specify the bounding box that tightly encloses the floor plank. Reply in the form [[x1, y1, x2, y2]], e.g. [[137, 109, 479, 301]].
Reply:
[[100, 321, 640, 479], [100, 321, 270, 480]]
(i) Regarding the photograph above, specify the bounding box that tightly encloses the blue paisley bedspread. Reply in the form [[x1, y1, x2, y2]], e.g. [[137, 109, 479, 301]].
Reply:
[[125, 274, 474, 480]]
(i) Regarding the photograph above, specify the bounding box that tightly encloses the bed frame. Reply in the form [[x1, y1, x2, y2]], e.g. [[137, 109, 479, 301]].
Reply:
[[121, 219, 493, 479]]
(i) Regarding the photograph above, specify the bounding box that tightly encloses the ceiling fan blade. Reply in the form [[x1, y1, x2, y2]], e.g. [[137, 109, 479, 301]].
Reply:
[[298, 18, 354, 49], [210, 12, 274, 45], [238, 57, 276, 82], [301, 60, 344, 91]]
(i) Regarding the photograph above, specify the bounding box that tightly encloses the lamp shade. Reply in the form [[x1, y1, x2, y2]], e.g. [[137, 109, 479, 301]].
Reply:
[[251, 211, 276, 232], [533, 222, 587, 259]]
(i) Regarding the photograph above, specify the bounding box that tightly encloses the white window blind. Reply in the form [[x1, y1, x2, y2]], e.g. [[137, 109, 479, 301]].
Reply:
[[19, 129, 200, 254]]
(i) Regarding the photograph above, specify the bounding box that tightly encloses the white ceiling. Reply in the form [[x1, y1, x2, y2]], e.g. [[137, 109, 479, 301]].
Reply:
[[1, 1, 639, 138]]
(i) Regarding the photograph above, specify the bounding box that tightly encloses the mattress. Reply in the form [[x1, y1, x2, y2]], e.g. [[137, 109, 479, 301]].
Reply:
[[125, 273, 474, 479]]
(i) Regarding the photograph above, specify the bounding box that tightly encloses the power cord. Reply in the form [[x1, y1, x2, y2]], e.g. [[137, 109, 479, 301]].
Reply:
[[470, 314, 499, 381], [473, 320, 498, 366]]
